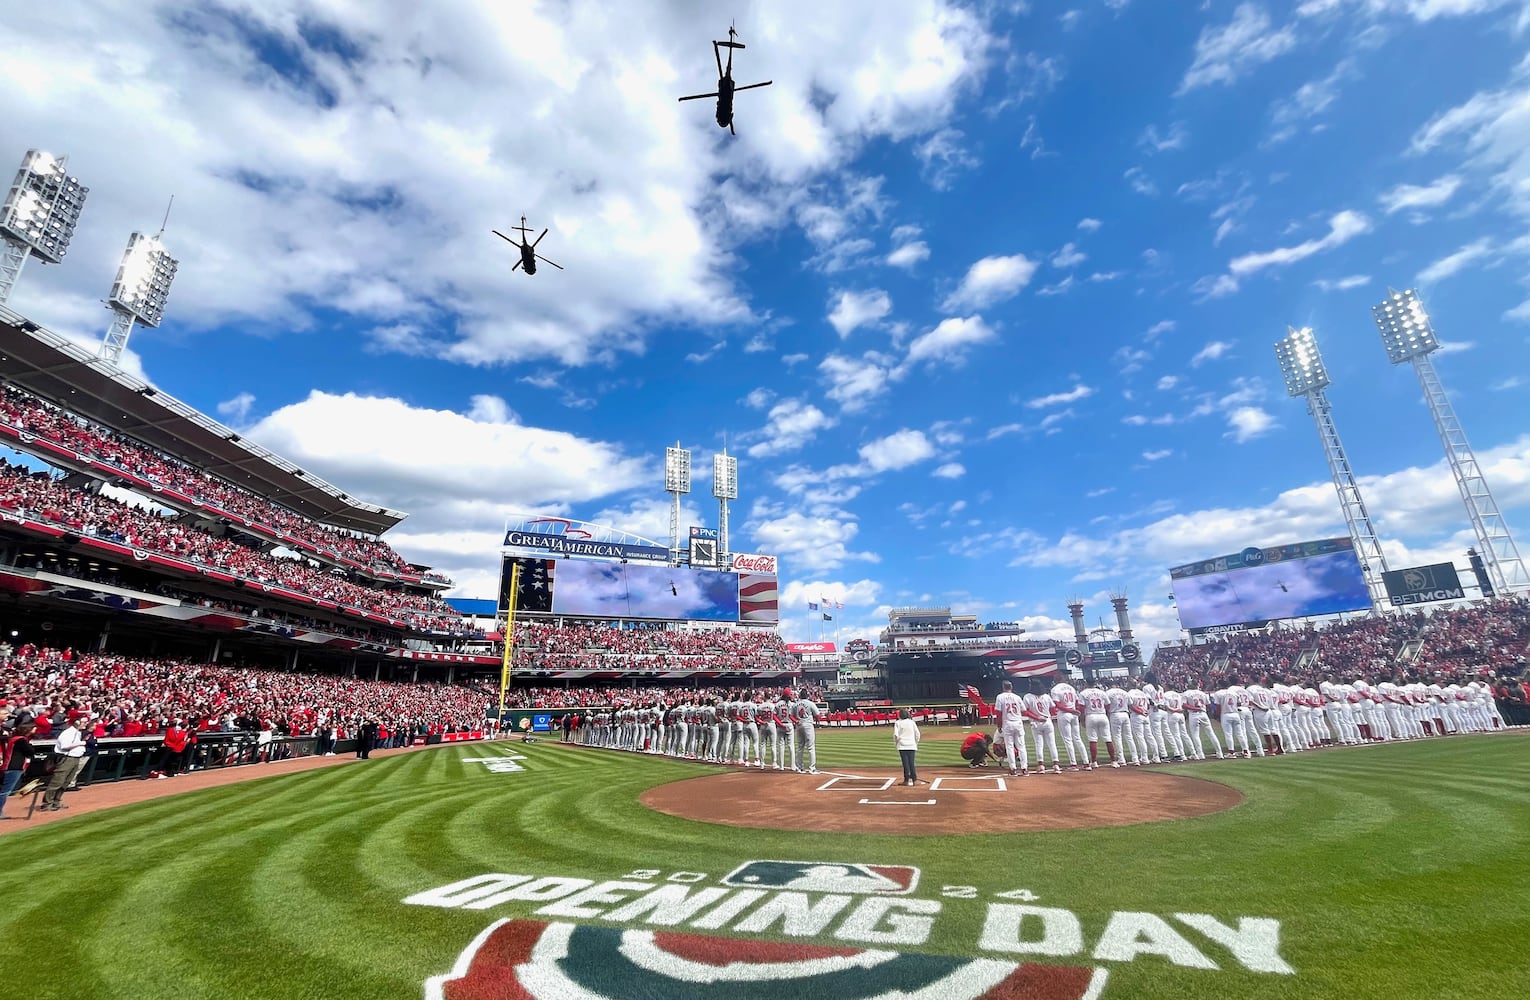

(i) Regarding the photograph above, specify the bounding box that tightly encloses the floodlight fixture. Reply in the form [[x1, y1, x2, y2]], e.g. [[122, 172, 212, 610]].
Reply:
[[664, 445, 692, 494], [0, 148, 89, 305], [1373, 288, 1529, 593], [1273, 325, 1331, 397], [1371, 288, 1439, 364], [108, 232, 179, 327], [712, 452, 738, 500]]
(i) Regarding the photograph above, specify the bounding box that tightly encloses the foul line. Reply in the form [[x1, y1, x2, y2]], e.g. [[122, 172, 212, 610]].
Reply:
[[858, 798, 937, 806]]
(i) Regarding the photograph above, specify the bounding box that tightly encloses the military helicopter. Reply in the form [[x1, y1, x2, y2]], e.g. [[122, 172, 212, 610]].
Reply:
[[492, 216, 562, 275], [677, 25, 772, 134]]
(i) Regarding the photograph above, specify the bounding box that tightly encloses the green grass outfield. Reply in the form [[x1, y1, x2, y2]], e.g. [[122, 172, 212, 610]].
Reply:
[[2, 730, 1528, 999]]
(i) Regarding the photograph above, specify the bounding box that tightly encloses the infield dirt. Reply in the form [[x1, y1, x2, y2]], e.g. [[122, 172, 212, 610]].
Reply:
[[640, 765, 1244, 834]]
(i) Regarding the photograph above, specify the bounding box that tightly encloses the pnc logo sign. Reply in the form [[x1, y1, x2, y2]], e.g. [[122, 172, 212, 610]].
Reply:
[[426, 920, 1106, 1000]]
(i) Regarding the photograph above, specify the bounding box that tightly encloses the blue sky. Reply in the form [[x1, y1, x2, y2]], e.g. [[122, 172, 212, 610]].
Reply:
[[2, 0, 1529, 651]]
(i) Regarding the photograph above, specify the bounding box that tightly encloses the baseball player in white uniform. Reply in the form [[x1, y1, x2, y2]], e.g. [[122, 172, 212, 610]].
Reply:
[[1026, 687, 1062, 774], [1181, 686, 1223, 759], [738, 696, 761, 766], [1215, 686, 1250, 757], [993, 681, 1030, 776], [1247, 683, 1281, 755], [1079, 684, 1111, 770], [1125, 687, 1155, 765], [1142, 683, 1176, 762], [1050, 679, 1088, 768], [1106, 686, 1136, 766], [1159, 688, 1190, 760]]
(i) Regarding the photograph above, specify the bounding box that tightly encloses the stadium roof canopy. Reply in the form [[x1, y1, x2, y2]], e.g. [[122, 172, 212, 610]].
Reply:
[[0, 306, 406, 535]]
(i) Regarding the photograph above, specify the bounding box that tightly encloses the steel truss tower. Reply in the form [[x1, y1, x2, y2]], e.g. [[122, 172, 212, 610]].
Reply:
[[1372, 289, 1529, 595], [1275, 326, 1389, 610]]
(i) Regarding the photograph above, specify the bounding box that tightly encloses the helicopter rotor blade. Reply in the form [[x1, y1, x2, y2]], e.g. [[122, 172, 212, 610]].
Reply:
[[714, 40, 724, 78], [511, 258, 523, 272], [734, 80, 772, 92], [532, 228, 548, 248], [678, 92, 719, 101], [535, 255, 563, 270], [492, 230, 517, 245], [729, 119, 736, 136]]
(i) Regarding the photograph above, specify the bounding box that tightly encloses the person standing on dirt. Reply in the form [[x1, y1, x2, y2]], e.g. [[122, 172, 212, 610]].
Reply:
[[893, 709, 921, 785]]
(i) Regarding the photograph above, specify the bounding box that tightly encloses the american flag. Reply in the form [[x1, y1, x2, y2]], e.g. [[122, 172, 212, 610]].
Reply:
[[502, 558, 555, 613]]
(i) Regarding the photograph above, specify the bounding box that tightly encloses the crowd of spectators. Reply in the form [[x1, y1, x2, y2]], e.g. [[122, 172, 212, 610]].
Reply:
[[1149, 598, 1530, 695], [0, 386, 448, 585], [0, 461, 477, 635], [0, 644, 491, 745], [510, 620, 789, 672]]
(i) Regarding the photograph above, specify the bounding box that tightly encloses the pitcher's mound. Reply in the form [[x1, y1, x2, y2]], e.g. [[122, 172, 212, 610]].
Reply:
[[641, 766, 1242, 835]]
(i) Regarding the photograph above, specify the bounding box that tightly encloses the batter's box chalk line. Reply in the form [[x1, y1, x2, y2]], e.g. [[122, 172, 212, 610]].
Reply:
[[928, 776, 1008, 792], [858, 798, 937, 806], [816, 775, 895, 792]]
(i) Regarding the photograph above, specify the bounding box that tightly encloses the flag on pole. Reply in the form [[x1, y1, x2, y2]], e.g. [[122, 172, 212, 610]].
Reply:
[[834, 601, 845, 609], [822, 613, 834, 621], [808, 602, 820, 611]]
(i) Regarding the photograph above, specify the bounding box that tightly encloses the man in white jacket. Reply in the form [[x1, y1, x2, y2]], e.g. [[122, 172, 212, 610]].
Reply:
[[893, 709, 921, 786]]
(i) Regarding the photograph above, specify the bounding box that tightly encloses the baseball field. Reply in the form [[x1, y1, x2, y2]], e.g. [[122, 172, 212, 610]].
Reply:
[[2, 729, 1526, 1000]]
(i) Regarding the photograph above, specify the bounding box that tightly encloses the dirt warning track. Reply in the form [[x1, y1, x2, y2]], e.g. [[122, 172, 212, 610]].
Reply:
[[641, 765, 1243, 835]]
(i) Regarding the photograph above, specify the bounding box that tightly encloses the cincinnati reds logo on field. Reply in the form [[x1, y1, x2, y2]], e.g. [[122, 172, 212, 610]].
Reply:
[[426, 919, 1108, 1000]]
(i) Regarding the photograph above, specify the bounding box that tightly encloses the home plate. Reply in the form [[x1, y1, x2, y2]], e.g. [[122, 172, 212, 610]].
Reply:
[[859, 798, 937, 806]]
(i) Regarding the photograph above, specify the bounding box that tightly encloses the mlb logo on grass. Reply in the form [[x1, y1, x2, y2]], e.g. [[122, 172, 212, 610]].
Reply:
[[721, 861, 920, 895]]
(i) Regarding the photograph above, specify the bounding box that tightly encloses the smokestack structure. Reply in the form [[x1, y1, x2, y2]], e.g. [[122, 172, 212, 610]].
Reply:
[[1110, 591, 1138, 676], [1067, 598, 1089, 667]]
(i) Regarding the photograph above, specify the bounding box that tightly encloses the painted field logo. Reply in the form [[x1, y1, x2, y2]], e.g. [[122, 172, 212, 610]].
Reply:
[[426, 919, 1107, 1000], [722, 861, 919, 896]]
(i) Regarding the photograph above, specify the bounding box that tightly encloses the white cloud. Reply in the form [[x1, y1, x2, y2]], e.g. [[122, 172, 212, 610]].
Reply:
[[1178, 3, 1299, 94], [746, 398, 836, 458], [819, 351, 899, 412], [1051, 242, 1087, 268], [915, 127, 980, 189], [1228, 210, 1373, 276], [1267, 58, 1356, 145], [216, 391, 256, 425], [941, 254, 1039, 311], [827, 288, 893, 337], [932, 462, 966, 478], [1416, 238, 1496, 284], [1026, 384, 1094, 408], [1077, 217, 1103, 232], [903, 316, 997, 368], [1379, 175, 1463, 214], [1139, 122, 1189, 153], [1143, 449, 1173, 461], [1145, 319, 1176, 340], [1313, 274, 1371, 291], [1156, 375, 1180, 390], [1123, 166, 1158, 196], [743, 387, 777, 410], [1191, 341, 1234, 366], [1225, 406, 1277, 442], [749, 510, 879, 573], [856, 429, 937, 473], [1037, 277, 1076, 296], [887, 239, 931, 269]]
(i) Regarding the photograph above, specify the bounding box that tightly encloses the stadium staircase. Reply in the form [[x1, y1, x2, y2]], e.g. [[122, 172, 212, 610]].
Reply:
[[1396, 638, 1425, 667], [1210, 651, 1230, 673], [1294, 644, 1319, 674]]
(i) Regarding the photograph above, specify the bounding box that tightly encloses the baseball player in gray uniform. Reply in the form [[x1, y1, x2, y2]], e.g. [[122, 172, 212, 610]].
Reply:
[[789, 689, 820, 774]]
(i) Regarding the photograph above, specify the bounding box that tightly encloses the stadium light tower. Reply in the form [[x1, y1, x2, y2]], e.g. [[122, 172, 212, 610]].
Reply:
[[1372, 289, 1530, 594], [1274, 325, 1390, 609], [0, 149, 89, 305], [100, 223, 179, 365], [665, 444, 691, 565], [713, 449, 738, 564]]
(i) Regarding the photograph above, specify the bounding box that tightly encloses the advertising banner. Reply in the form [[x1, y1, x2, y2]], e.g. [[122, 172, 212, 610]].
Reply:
[[689, 526, 718, 540], [731, 552, 778, 574], [786, 642, 837, 654], [502, 529, 670, 564], [1383, 562, 1465, 606]]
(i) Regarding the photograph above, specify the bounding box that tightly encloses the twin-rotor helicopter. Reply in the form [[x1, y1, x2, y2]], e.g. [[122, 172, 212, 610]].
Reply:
[[494, 23, 771, 278]]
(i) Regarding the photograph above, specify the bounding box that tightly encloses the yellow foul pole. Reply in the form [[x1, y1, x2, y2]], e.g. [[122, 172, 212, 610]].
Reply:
[[497, 561, 520, 733]]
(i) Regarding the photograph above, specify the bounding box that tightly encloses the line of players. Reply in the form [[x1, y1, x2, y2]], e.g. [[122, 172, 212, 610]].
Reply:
[[568, 689, 825, 774], [983, 676, 1508, 775]]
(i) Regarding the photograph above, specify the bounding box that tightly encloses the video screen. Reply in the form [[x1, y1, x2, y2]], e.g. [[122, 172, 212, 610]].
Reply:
[[1172, 548, 1372, 629], [550, 560, 741, 621]]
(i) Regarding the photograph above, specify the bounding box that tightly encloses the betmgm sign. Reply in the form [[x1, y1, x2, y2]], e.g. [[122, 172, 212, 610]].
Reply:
[[1382, 562, 1465, 607]]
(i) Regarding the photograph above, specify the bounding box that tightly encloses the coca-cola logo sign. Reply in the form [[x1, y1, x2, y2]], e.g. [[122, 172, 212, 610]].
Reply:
[[732, 552, 777, 574]]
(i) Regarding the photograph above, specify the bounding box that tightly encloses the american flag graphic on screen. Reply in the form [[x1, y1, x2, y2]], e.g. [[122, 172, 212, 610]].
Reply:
[[738, 572, 779, 622]]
